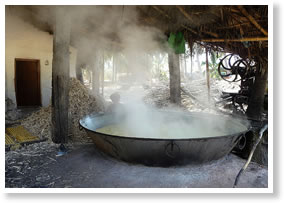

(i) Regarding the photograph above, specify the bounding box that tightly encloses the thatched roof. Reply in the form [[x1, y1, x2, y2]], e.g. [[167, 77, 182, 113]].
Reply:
[[137, 5, 268, 59], [6, 5, 268, 59]]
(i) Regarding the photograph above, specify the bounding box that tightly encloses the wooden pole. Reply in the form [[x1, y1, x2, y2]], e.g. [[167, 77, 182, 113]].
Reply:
[[112, 55, 115, 83], [92, 52, 100, 95], [168, 51, 181, 105], [189, 41, 193, 76], [237, 5, 268, 36], [205, 47, 210, 102], [246, 59, 268, 120], [51, 7, 70, 144], [184, 54, 187, 78], [75, 49, 84, 84], [101, 52, 105, 96], [201, 37, 268, 42]]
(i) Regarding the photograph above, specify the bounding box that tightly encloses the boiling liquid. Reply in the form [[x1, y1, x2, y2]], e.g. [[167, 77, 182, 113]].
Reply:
[[95, 119, 247, 139]]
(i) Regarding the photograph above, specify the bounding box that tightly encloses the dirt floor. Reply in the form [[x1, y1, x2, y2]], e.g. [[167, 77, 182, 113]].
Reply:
[[5, 142, 268, 188], [5, 79, 268, 188]]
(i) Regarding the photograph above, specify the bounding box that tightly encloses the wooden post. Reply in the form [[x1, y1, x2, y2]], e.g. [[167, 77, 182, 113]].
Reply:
[[244, 57, 268, 165], [184, 53, 187, 78], [205, 47, 210, 101], [51, 7, 71, 144], [92, 52, 100, 95], [75, 49, 84, 84], [112, 54, 115, 83], [246, 58, 268, 120], [168, 51, 181, 105], [189, 41, 193, 76], [101, 52, 105, 96]]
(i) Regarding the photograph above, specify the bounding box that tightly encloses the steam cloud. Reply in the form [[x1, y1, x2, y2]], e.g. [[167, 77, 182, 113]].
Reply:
[[7, 6, 249, 139]]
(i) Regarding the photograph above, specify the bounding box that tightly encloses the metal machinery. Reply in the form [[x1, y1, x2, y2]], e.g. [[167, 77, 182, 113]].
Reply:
[[217, 53, 257, 115], [218, 54, 268, 165]]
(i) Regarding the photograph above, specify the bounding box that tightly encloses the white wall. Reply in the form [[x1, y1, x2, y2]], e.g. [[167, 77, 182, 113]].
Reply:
[[5, 12, 77, 107]]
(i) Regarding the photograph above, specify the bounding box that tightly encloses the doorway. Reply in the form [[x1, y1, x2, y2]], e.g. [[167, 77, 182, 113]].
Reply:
[[15, 59, 41, 107]]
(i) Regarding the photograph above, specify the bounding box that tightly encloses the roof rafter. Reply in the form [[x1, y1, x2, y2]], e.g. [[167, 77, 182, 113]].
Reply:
[[201, 37, 268, 42], [175, 5, 219, 38], [237, 5, 268, 36]]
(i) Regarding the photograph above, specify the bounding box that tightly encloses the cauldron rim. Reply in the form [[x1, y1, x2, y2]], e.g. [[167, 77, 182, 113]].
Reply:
[[79, 111, 251, 141]]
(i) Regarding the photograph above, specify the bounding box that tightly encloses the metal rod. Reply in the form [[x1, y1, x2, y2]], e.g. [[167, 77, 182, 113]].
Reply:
[[233, 124, 268, 187]]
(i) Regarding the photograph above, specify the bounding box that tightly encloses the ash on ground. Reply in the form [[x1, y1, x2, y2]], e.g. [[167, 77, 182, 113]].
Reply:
[[5, 144, 267, 188]]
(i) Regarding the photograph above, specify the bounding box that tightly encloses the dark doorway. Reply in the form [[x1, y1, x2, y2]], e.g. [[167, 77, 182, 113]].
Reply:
[[15, 59, 41, 107]]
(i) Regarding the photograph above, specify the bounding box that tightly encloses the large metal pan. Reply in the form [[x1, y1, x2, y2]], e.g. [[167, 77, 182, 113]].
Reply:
[[79, 111, 250, 166]]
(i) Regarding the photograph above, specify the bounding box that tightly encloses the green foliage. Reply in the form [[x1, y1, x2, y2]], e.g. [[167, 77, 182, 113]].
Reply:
[[201, 50, 225, 80], [158, 71, 169, 81]]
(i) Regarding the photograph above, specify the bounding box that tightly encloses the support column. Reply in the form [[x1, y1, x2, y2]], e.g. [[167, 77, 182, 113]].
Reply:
[[246, 59, 268, 120], [168, 52, 181, 105], [92, 52, 100, 95], [244, 57, 268, 166], [205, 47, 210, 101], [101, 52, 105, 96], [75, 49, 84, 84], [51, 7, 70, 144]]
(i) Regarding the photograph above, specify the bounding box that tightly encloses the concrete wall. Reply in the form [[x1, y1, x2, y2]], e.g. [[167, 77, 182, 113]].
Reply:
[[5, 12, 77, 108]]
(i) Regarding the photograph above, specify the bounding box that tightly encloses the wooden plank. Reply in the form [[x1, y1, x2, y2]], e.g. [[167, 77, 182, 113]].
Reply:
[[51, 7, 71, 144]]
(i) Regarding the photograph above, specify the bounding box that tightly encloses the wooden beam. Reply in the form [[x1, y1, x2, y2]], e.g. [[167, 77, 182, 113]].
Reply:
[[152, 5, 171, 19], [181, 24, 198, 35], [237, 5, 268, 36], [176, 5, 219, 38], [203, 30, 218, 38], [217, 20, 267, 30], [51, 7, 71, 144], [151, 5, 198, 35], [200, 37, 268, 42], [176, 5, 195, 24]]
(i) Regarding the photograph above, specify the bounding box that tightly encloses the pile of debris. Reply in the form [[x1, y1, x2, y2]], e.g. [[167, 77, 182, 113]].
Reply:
[[5, 98, 21, 123], [143, 79, 237, 115], [21, 78, 105, 144]]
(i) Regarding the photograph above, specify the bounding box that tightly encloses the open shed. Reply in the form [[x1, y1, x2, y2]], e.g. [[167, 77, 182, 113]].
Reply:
[[5, 5, 269, 189]]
